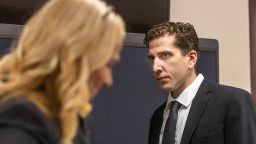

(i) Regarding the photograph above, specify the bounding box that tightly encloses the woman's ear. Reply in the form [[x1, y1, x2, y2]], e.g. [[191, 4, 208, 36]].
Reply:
[[187, 50, 197, 68]]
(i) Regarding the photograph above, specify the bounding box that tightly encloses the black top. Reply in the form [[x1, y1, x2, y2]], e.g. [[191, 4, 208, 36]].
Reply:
[[0, 98, 90, 144]]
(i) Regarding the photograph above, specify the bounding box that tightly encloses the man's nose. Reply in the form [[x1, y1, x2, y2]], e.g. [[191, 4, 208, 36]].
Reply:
[[152, 58, 162, 73]]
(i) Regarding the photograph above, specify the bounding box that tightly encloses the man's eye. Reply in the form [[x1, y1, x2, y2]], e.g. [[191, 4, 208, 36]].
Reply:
[[147, 56, 154, 63], [160, 53, 170, 59]]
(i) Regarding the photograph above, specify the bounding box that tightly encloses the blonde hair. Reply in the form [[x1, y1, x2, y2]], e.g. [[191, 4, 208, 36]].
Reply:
[[0, 0, 125, 143]]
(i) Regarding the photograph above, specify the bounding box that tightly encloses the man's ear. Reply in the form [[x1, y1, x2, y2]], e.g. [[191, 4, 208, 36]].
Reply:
[[187, 50, 197, 68]]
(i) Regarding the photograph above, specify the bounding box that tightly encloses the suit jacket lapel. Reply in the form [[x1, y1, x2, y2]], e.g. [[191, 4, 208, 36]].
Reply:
[[180, 79, 213, 144], [150, 102, 166, 144]]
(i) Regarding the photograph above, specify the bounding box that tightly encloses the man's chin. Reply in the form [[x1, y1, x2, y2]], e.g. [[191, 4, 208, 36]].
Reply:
[[159, 85, 172, 92]]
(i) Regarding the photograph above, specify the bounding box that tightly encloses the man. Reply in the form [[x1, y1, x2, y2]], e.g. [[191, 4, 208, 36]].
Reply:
[[144, 22, 256, 144]]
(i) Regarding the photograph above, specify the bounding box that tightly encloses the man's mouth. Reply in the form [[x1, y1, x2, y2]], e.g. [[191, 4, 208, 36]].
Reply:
[[156, 76, 169, 81]]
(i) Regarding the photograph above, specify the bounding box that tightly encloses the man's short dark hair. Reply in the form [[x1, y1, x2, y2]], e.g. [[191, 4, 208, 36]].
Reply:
[[144, 22, 199, 56]]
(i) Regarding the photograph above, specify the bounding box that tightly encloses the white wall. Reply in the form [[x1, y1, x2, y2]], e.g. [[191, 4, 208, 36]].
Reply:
[[170, 0, 251, 92]]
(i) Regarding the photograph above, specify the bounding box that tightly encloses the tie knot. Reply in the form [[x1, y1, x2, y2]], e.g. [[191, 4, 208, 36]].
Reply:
[[169, 101, 181, 112]]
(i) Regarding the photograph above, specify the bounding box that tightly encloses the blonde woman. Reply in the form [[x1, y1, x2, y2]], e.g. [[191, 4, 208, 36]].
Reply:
[[0, 0, 125, 144]]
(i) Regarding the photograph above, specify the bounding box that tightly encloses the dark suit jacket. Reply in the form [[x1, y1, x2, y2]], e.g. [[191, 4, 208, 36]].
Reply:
[[0, 98, 90, 144], [149, 79, 256, 144]]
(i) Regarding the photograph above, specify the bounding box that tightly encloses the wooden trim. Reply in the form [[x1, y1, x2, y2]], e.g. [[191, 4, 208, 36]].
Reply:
[[249, 0, 256, 100]]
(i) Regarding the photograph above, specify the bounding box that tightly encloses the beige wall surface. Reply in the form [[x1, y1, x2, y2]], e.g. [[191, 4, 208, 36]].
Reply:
[[170, 0, 251, 92]]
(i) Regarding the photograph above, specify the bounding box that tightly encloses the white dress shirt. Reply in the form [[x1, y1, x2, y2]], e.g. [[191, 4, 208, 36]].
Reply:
[[159, 74, 204, 144]]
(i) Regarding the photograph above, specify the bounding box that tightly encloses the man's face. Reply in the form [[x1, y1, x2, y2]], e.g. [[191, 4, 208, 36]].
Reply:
[[147, 35, 197, 97]]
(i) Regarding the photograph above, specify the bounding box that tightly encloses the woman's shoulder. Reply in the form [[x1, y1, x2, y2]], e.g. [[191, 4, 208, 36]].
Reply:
[[0, 98, 41, 116], [0, 98, 49, 125], [0, 98, 60, 144]]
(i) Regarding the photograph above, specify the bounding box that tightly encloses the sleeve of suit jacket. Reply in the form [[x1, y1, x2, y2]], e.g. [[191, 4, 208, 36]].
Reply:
[[224, 89, 256, 144], [0, 99, 60, 144]]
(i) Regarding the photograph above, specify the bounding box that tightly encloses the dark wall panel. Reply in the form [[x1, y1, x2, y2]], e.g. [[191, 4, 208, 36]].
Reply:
[[88, 47, 167, 144]]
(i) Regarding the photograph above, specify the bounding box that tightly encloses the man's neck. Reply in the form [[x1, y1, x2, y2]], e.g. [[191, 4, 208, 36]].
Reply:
[[171, 72, 197, 99]]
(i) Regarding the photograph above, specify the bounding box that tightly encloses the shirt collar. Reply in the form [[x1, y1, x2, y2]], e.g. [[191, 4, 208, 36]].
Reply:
[[167, 74, 204, 108]]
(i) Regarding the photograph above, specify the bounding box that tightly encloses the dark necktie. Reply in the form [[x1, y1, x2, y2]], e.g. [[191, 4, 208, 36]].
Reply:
[[162, 101, 181, 144]]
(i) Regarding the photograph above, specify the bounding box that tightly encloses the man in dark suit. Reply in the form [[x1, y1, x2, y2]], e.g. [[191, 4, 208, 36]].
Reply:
[[144, 21, 256, 144]]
